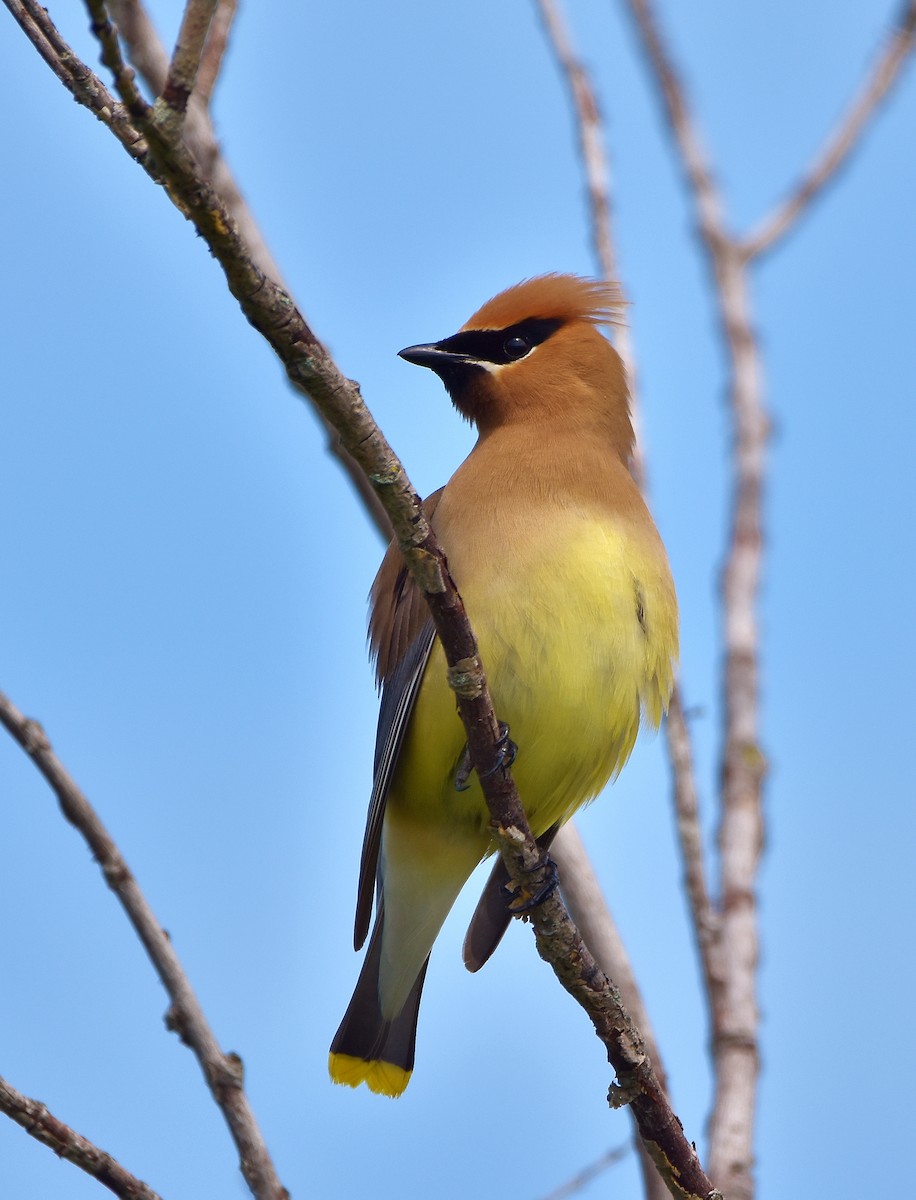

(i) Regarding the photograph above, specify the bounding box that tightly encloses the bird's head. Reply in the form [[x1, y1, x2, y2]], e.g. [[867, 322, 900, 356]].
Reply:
[[399, 274, 632, 456]]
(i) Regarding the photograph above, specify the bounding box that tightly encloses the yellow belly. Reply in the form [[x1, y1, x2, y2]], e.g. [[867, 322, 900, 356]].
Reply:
[[386, 513, 677, 840]]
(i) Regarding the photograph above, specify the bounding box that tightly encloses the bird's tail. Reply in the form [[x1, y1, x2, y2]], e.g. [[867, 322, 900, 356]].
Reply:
[[329, 912, 430, 1098]]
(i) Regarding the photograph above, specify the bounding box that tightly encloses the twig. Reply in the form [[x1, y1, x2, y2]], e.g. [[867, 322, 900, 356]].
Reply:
[[85, 0, 148, 118], [535, 1141, 630, 1200], [664, 689, 719, 993], [0, 1074, 163, 1200], [0, 691, 289, 1200], [533, 0, 649, 487], [741, 0, 916, 259], [104, 0, 391, 536], [196, 0, 237, 108], [7, 11, 719, 1195], [156, 0, 219, 135], [623, 2, 767, 1196], [5, 0, 148, 164]]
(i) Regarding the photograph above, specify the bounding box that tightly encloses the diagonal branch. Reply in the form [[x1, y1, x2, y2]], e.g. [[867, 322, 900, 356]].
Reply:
[[6, 0, 149, 163], [535, 1141, 630, 1200], [742, 0, 916, 259], [0, 691, 289, 1200], [6, 5, 719, 1195], [0, 1074, 163, 1200], [103, 0, 392, 537]]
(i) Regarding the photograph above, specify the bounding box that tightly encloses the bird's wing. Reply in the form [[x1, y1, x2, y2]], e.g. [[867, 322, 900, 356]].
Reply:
[[353, 489, 444, 950]]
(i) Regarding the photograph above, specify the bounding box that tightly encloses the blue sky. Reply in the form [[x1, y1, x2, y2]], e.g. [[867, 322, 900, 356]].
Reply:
[[2, 2, 915, 1197]]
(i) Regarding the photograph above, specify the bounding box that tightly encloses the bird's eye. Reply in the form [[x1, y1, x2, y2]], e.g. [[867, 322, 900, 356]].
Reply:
[[503, 335, 530, 360]]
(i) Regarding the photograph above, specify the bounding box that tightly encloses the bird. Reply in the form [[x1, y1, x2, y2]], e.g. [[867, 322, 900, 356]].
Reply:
[[329, 274, 678, 1097]]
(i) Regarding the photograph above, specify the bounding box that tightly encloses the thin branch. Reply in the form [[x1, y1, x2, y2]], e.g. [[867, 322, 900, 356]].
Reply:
[[156, 0, 219, 134], [7, 12, 719, 1195], [742, 0, 916, 259], [623, 2, 767, 1197], [0, 691, 289, 1200], [0, 1074, 163, 1200], [5, 0, 149, 164], [104, 0, 392, 537], [535, 1141, 630, 1200], [664, 690, 720, 990], [196, 0, 237, 108], [534, 0, 649, 487], [85, 0, 148, 118]]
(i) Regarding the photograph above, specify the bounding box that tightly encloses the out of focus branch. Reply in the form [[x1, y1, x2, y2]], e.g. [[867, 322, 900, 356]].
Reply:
[[196, 0, 237, 107], [0, 690, 289, 1200], [742, 0, 916, 259], [534, 0, 648, 484], [622, 4, 767, 1197], [537, 10, 711, 1197], [535, 1141, 630, 1200], [0, 1074, 163, 1200]]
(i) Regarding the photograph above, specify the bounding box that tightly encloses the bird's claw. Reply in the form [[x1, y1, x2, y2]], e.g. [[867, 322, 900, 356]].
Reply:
[[453, 722, 517, 791], [503, 854, 560, 914]]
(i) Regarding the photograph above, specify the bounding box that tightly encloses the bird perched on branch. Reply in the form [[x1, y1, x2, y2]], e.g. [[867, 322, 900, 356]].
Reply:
[[329, 274, 678, 1096]]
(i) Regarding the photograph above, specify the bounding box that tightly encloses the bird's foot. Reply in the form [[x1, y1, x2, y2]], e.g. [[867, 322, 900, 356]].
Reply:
[[503, 854, 560, 914], [453, 722, 517, 792]]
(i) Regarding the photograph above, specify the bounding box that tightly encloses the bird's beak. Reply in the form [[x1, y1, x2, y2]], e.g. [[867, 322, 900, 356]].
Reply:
[[398, 342, 472, 369]]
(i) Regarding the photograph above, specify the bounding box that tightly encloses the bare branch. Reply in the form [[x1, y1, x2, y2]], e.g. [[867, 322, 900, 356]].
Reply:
[[0, 691, 289, 1200], [196, 0, 237, 108], [664, 689, 720, 993], [534, 0, 649, 488], [535, 1142, 630, 1200], [104, 0, 392, 538], [622, 2, 768, 1196], [106, 0, 167, 96], [6, 0, 149, 163], [156, 0, 218, 134], [85, 0, 148, 118], [742, 0, 916, 259], [0, 1074, 163, 1200], [7, 13, 719, 1194]]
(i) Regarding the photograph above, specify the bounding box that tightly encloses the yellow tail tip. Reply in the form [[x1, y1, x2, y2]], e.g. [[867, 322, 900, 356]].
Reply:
[[328, 1052, 412, 1098]]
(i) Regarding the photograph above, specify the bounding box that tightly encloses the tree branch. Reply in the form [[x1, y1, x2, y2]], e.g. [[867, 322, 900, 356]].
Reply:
[[7, 7, 719, 1195], [0, 691, 289, 1200], [537, 14, 714, 1196], [195, 0, 237, 109], [0, 1074, 163, 1200], [6, 0, 149, 164], [102, 0, 392, 536], [156, 0, 218, 134], [534, 0, 649, 486], [535, 1141, 630, 1200], [741, 0, 916, 260], [622, 4, 768, 1198]]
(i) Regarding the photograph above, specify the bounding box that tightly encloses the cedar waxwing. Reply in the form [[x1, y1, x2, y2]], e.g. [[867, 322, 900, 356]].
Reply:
[[329, 274, 678, 1096]]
